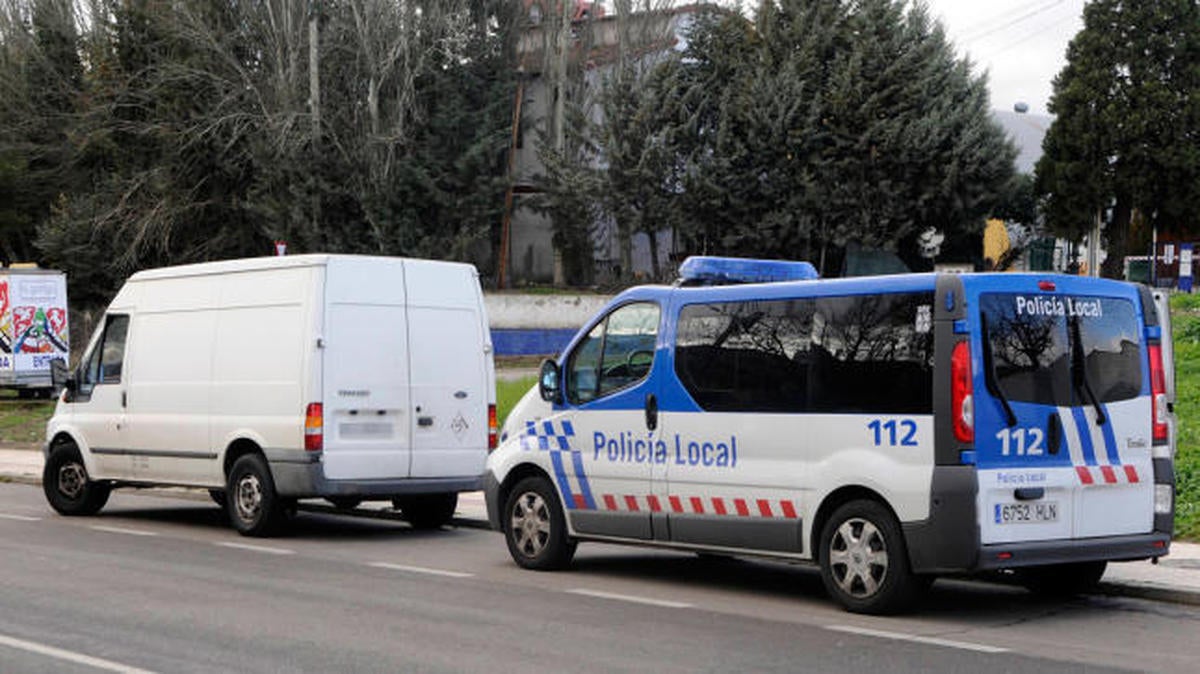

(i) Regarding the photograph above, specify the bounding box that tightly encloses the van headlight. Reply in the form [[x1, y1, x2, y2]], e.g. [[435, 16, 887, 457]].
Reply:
[[1155, 484, 1174, 515]]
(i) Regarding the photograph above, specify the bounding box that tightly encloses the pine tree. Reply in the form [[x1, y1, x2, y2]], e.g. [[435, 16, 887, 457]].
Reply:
[[646, 0, 1015, 274], [1036, 0, 1200, 276]]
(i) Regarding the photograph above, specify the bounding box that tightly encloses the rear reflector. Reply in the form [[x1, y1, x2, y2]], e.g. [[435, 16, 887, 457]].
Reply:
[[951, 341, 974, 444], [1038, 280, 1056, 291], [305, 403, 323, 452], [1148, 343, 1168, 444], [488, 404, 498, 451]]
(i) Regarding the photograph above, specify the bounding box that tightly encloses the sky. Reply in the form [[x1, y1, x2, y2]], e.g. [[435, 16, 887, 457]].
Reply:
[[913, 0, 1087, 115]]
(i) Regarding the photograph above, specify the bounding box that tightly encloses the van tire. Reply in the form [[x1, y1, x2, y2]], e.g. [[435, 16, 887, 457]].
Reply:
[[818, 500, 922, 614], [227, 454, 286, 537], [503, 477, 576, 570], [43, 444, 110, 516], [394, 493, 457, 529], [1017, 561, 1107, 596]]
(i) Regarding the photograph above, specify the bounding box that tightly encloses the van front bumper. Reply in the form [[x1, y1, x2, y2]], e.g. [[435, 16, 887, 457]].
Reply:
[[267, 450, 482, 498]]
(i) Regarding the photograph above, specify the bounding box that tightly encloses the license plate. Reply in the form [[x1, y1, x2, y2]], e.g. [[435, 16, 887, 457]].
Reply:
[[995, 501, 1059, 524]]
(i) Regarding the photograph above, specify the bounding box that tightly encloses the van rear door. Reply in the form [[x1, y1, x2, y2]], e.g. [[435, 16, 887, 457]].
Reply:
[[971, 278, 1154, 545], [321, 258, 412, 480], [405, 262, 491, 479]]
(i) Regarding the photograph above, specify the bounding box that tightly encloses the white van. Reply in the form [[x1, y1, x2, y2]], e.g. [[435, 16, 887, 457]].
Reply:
[[44, 255, 496, 536]]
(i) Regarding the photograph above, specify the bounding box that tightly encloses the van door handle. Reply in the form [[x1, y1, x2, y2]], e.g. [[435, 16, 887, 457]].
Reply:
[[418, 416, 434, 427], [121, 391, 127, 408], [644, 393, 658, 431]]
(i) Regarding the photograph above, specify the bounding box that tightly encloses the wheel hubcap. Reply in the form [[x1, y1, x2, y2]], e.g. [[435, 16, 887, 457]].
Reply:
[[57, 462, 87, 500], [510, 491, 551, 558], [235, 473, 263, 522], [829, 517, 889, 599]]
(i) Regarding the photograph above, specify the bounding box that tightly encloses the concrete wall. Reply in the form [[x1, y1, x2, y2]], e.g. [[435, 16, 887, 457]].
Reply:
[[485, 292, 612, 356]]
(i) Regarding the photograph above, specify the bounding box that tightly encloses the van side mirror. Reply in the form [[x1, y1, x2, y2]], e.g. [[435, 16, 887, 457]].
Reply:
[[538, 359, 562, 403], [49, 357, 74, 393]]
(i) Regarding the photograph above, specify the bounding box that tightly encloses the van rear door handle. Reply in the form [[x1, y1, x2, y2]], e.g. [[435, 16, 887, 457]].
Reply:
[[418, 416, 434, 427], [121, 391, 127, 408]]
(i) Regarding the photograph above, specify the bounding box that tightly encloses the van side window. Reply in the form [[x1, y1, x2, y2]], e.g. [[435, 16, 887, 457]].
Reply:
[[812, 293, 934, 413], [675, 299, 814, 412], [567, 302, 659, 404], [675, 293, 933, 413], [80, 315, 129, 394]]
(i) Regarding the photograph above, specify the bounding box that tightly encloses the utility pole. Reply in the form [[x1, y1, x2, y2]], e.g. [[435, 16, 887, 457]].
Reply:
[[309, 1, 322, 237], [551, 0, 572, 287]]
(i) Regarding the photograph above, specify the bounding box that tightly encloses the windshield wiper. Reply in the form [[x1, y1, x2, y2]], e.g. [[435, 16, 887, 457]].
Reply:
[[980, 313, 1017, 427], [1068, 317, 1106, 425]]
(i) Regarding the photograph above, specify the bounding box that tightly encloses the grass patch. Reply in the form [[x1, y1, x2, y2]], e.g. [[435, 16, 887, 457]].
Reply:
[[0, 394, 54, 445], [497, 376, 537, 428], [1172, 294, 1200, 540]]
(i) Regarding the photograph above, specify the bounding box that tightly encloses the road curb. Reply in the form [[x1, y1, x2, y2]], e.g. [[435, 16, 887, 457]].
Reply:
[[1094, 580, 1200, 607]]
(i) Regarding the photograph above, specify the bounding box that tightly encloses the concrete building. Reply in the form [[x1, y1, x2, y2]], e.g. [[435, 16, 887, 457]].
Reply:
[[500, 2, 700, 286]]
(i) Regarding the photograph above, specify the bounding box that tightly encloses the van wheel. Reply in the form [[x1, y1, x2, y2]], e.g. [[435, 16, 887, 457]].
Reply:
[[43, 444, 110, 516], [227, 454, 285, 537], [394, 493, 457, 529], [1018, 561, 1107, 596], [327, 496, 363, 510], [819, 500, 922, 614], [503, 477, 576, 570]]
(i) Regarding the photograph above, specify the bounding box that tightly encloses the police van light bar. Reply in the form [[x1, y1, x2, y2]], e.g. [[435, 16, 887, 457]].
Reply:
[[677, 256, 819, 286]]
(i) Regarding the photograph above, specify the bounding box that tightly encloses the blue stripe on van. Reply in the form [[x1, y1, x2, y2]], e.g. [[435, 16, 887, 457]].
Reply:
[[1071, 406, 1098, 465], [1099, 403, 1121, 465], [570, 451, 597, 510], [549, 451, 576, 509]]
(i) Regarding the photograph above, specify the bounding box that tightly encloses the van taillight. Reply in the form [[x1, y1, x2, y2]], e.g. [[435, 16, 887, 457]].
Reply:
[[1148, 344, 1168, 444], [488, 404, 498, 451], [951, 341, 974, 444], [305, 403, 323, 452]]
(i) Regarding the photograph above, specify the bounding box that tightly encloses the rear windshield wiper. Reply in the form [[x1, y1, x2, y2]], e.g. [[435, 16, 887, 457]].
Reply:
[[1068, 316, 1106, 425], [980, 313, 1017, 427]]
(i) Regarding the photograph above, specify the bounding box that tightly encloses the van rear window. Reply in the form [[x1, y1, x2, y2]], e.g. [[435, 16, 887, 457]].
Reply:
[[980, 293, 1143, 406]]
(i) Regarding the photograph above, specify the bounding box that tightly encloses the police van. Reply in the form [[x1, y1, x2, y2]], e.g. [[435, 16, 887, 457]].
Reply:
[[484, 257, 1175, 613]]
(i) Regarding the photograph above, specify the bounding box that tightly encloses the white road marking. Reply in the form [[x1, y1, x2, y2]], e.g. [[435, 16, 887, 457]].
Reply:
[[368, 562, 474, 578], [566, 588, 693, 609], [826, 625, 1009, 654], [215, 541, 295, 555], [89, 525, 158, 537], [0, 632, 157, 674], [0, 513, 41, 521]]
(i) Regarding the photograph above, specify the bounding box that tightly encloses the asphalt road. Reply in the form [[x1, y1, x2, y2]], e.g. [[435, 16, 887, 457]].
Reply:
[[1, 483, 1198, 673]]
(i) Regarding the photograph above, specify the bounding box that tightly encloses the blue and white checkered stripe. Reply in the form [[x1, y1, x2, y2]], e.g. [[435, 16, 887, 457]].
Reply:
[[522, 419, 596, 510]]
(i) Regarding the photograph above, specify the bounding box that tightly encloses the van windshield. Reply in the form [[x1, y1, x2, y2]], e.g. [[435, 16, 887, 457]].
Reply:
[[980, 293, 1143, 406]]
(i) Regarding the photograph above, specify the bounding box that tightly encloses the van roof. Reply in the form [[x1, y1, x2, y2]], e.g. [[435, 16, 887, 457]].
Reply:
[[126, 254, 476, 282], [610, 271, 1140, 307]]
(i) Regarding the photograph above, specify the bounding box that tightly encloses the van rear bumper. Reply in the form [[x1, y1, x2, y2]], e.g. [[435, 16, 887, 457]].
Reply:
[[267, 452, 481, 498], [976, 533, 1171, 570]]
